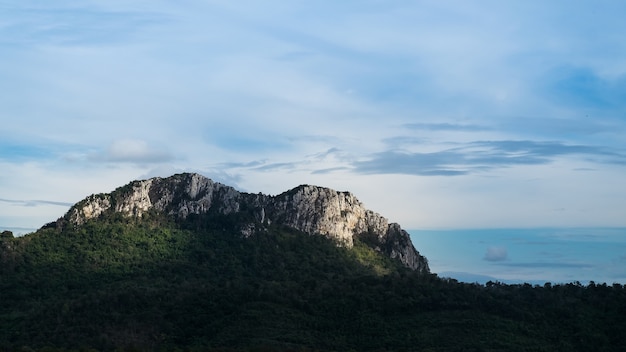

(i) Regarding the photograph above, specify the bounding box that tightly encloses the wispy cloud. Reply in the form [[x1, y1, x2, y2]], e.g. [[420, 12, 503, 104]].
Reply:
[[0, 4, 169, 47], [0, 198, 73, 208], [353, 150, 470, 176], [215, 147, 351, 175], [352, 140, 626, 176], [404, 122, 490, 132], [311, 167, 352, 175]]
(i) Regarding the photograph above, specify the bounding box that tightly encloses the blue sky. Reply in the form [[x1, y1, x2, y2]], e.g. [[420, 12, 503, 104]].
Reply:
[[410, 228, 626, 284], [1, 1, 626, 238]]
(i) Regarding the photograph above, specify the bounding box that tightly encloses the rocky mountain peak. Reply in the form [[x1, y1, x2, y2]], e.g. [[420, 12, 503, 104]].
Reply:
[[59, 173, 429, 272], [270, 184, 388, 247]]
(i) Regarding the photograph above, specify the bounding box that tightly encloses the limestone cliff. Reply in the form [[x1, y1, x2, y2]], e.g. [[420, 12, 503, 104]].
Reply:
[[58, 173, 429, 272]]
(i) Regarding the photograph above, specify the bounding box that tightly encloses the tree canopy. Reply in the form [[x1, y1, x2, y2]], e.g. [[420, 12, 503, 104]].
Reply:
[[1, 213, 625, 351]]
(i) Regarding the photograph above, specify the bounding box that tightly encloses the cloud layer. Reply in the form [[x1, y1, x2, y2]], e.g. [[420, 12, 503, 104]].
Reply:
[[1, 1, 626, 231], [354, 140, 626, 176]]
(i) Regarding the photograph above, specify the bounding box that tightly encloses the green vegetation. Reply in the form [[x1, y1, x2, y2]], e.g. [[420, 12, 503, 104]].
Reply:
[[1, 212, 626, 351]]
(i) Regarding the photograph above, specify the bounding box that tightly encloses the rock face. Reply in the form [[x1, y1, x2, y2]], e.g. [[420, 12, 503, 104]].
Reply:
[[60, 173, 429, 273]]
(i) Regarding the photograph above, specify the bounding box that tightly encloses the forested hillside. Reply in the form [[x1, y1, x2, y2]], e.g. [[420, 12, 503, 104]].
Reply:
[[1, 210, 626, 351]]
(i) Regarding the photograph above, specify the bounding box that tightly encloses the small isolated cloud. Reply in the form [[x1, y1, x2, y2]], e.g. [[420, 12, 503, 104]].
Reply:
[[484, 246, 508, 262], [93, 139, 174, 164]]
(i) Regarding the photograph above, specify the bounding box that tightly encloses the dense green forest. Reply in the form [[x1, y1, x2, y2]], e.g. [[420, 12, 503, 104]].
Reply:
[[1, 212, 626, 351]]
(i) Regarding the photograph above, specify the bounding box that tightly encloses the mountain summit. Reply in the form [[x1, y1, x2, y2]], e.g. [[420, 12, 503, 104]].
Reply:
[[55, 173, 429, 272]]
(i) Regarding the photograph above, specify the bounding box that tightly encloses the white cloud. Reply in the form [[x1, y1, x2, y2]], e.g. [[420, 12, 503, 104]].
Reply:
[[93, 139, 174, 164], [484, 246, 508, 262]]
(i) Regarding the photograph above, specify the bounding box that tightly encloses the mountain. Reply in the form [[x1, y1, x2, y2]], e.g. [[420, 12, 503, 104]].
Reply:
[[2, 173, 626, 351], [53, 173, 429, 273]]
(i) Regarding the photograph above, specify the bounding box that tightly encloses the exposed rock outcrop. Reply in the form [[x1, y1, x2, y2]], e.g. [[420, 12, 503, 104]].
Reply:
[[58, 173, 429, 272]]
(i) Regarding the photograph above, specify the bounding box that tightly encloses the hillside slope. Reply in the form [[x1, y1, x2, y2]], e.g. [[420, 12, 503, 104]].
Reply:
[[54, 173, 429, 272], [1, 174, 626, 351]]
